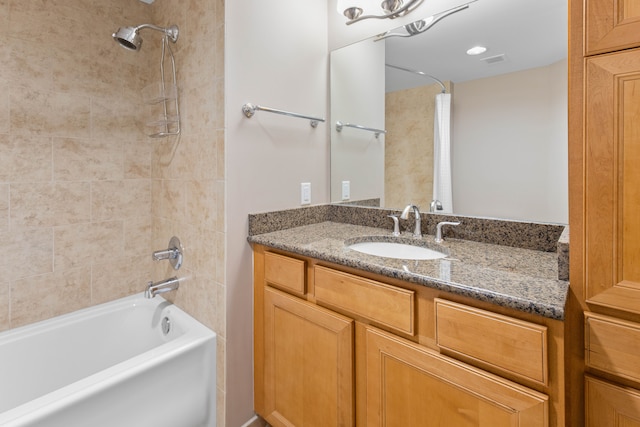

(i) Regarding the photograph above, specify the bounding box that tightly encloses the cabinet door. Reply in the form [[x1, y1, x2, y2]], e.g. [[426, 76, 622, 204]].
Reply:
[[586, 0, 640, 54], [584, 48, 640, 314], [586, 376, 640, 426], [262, 287, 354, 427], [357, 324, 548, 427]]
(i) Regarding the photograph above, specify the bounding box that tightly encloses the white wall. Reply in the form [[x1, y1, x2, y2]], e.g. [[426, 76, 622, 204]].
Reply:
[[452, 60, 568, 223], [225, 0, 328, 425], [330, 39, 386, 203]]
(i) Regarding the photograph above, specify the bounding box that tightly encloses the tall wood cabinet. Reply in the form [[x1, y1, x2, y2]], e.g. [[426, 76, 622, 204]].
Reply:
[[570, 0, 640, 425]]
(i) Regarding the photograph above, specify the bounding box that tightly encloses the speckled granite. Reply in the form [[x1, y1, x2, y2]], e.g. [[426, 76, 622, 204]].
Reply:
[[247, 205, 330, 236], [338, 198, 381, 207], [557, 227, 570, 281], [248, 222, 569, 320], [248, 204, 567, 253]]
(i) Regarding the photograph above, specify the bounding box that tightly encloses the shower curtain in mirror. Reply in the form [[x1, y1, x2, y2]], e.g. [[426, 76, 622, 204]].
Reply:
[[433, 93, 453, 213]]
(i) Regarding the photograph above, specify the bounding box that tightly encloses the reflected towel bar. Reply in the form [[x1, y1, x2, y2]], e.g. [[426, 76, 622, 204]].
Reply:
[[336, 121, 386, 138], [242, 103, 325, 128]]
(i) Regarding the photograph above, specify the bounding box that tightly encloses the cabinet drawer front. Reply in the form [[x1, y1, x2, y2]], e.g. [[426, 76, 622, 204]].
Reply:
[[264, 251, 306, 295], [435, 299, 548, 385], [314, 265, 415, 335], [585, 312, 640, 382]]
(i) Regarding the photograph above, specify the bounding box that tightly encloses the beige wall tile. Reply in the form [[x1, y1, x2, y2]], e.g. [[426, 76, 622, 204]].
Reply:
[[91, 179, 151, 221], [53, 137, 123, 181], [10, 182, 90, 227], [124, 215, 153, 259], [0, 282, 9, 332], [8, 38, 53, 91], [0, 82, 8, 134], [10, 87, 91, 138], [54, 221, 124, 271], [186, 179, 217, 230], [91, 255, 152, 304], [0, 135, 52, 182], [0, 184, 7, 232], [91, 96, 145, 140], [0, 228, 53, 281], [216, 130, 224, 181], [125, 140, 152, 179], [11, 267, 91, 328], [216, 180, 225, 233], [158, 179, 186, 222]]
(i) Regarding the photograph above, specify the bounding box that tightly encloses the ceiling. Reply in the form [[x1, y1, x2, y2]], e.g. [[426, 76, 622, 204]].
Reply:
[[384, 0, 568, 91]]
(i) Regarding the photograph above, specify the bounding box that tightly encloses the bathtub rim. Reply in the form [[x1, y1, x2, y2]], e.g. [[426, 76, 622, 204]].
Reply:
[[0, 293, 217, 425]]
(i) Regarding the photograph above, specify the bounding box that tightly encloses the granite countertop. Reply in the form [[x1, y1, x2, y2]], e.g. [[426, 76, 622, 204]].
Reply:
[[248, 221, 569, 320]]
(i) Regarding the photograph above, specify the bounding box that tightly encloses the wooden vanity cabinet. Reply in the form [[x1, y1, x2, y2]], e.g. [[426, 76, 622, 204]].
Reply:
[[253, 245, 564, 426]]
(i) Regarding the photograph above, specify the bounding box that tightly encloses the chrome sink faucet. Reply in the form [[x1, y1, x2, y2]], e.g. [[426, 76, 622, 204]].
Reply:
[[429, 199, 442, 213], [401, 204, 422, 238], [435, 221, 460, 243]]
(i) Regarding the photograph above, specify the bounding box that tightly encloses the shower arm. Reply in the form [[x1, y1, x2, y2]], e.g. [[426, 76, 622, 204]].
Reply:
[[135, 24, 179, 43]]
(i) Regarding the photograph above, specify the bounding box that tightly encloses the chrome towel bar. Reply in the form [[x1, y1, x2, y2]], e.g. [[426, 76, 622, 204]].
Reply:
[[242, 103, 325, 128], [336, 121, 386, 138]]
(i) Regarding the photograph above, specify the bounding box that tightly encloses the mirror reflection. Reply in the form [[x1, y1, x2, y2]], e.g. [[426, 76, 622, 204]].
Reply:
[[330, 0, 568, 223]]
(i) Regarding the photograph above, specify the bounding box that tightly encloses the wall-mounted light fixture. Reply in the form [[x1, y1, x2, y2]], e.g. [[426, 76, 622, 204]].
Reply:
[[375, 3, 471, 40], [337, 0, 424, 25]]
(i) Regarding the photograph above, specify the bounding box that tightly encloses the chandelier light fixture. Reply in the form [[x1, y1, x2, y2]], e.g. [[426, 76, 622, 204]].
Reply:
[[337, 0, 424, 25]]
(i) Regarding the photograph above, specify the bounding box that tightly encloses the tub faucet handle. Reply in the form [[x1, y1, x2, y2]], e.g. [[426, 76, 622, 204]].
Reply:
[[152, 236, 183, 270]]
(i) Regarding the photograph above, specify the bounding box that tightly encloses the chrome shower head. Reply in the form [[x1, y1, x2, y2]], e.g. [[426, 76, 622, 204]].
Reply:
[[112, 24, 179, 51], [113, 26, 142, 51]]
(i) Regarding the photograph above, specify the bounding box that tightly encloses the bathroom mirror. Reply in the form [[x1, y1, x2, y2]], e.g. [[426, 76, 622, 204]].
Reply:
[[330, 0, 568, 224]]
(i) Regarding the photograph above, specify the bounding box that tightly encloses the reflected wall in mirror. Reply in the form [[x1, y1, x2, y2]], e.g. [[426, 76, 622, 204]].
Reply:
[[330, 0, 568, 224]]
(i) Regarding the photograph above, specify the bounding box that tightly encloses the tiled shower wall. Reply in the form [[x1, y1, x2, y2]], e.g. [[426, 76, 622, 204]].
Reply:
[[0, 0, 226, 424], [0, 1, 155, 329], [150, 0, 226, 425]]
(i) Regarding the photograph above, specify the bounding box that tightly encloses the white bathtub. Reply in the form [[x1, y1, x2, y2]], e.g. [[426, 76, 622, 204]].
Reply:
[[0, 293, 216, 427]]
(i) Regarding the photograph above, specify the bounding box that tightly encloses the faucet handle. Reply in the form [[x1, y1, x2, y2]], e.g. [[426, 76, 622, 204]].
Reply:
[[152, 236, 183, 270], [387, 215, 400, 236], [435, 221, 460, 243]]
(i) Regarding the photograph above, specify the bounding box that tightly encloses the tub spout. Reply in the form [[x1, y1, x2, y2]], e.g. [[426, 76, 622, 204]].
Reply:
[[145, 277, 180, 299]]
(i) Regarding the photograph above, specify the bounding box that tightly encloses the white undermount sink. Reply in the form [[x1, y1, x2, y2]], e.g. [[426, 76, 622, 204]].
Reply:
[[348, 241, 447, 260]]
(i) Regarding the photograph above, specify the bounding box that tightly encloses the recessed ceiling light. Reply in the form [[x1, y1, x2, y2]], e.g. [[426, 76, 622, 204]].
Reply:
[[466, 46, 487, 56]]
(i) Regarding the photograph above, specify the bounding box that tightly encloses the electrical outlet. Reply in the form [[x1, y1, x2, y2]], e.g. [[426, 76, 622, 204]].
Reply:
[[341, 181, 350, 201], [301, 182, 311, 205]]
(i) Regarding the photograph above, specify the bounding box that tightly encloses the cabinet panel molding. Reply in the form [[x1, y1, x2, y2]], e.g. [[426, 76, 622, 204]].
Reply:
[[262, 287, 354, 427], [586, 376, 640, 426], [584, 48, 640, 315], [314, 265, 415, 335], [586, 0, 640, 54], [358, 324, 549, 427], [585, 312, 640, 383], [265, 251, 306, 295], [435, 298, 548, 385]]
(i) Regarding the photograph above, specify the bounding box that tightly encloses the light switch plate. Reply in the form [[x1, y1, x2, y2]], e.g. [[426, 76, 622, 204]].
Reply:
[[301, 182, 311, 205], [341, 181, 350, 200]]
